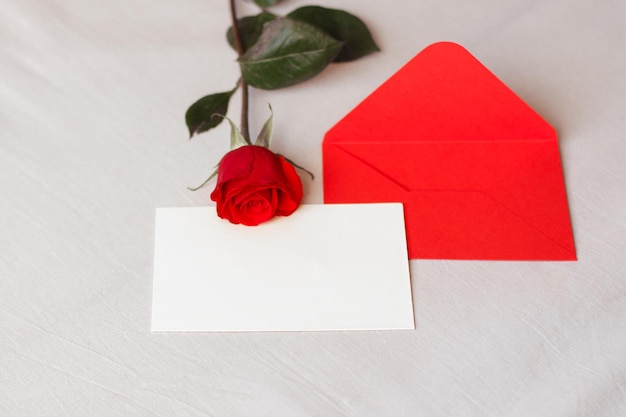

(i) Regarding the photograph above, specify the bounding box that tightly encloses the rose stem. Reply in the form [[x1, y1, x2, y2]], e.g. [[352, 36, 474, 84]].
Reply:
[[229, 0, 250, 144]]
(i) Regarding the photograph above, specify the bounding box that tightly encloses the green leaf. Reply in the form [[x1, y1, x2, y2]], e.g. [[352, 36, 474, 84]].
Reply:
[[238, 18, 344, 90], [252, 0, 282, 7], [278, 154, 315, 180], [255, 105, 273, 148], [226, 12, 276, 52], [287, 6, 380, 62], [185, 90, 235, 138]]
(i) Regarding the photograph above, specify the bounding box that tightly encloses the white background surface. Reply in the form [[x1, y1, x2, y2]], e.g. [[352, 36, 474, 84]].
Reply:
[[1, 0, 625, 415]]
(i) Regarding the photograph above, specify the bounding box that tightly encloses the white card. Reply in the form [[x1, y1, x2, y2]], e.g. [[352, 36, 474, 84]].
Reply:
[[151, 204, 414, 332]]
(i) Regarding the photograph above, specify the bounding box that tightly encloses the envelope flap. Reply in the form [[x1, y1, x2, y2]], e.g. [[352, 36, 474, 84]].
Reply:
[[325, 42, 556, 144]]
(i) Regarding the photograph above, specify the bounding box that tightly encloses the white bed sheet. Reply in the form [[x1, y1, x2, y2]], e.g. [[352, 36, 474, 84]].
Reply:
[[1, 0, 625, 415]]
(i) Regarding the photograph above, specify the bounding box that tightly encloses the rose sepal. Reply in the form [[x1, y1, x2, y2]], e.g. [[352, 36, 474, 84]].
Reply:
[[254, 105, 273, 148], [187, 165, 219, 191], [217, 114, 250, 149]]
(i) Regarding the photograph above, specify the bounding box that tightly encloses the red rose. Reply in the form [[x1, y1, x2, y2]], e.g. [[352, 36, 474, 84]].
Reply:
[[210, 145, 303, 226]]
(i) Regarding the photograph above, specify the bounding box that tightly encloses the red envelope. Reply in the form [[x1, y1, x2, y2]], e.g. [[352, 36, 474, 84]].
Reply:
[[323, 42, 576, 260]]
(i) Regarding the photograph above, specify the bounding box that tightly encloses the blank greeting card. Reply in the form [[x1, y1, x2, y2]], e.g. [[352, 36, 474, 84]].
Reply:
[[151, 204, 414, 332]]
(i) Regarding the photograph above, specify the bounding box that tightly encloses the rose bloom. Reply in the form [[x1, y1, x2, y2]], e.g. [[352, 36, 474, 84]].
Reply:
[[210, 145, 303, 226]]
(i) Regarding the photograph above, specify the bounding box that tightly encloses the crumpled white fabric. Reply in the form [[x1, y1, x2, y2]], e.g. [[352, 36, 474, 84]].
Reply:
[[1, 0, 625, 415]]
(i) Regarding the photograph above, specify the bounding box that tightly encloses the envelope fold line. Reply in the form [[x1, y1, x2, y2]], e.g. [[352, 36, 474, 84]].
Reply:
[[469, 189, 576, 257], [335, 145, 412, 192]]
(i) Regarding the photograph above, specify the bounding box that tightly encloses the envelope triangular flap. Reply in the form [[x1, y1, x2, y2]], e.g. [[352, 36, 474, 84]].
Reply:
[[324, 42, 556, 144]]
